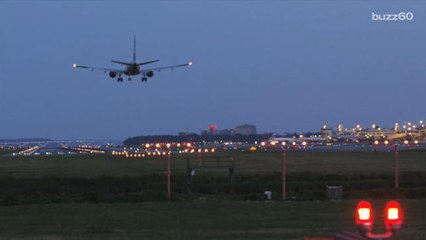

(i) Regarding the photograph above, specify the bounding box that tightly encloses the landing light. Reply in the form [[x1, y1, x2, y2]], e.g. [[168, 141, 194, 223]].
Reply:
[[73, 64, 77, 68], [189, 62, 192, 66]]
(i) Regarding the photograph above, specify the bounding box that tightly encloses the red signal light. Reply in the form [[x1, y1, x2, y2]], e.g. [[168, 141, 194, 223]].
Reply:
[[355, 200, 373, 235], [385, 200, 402, 231], [356, 200, 373, 225]]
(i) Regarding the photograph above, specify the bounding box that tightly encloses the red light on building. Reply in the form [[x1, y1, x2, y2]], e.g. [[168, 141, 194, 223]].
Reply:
[[208, 125, 217, 131]]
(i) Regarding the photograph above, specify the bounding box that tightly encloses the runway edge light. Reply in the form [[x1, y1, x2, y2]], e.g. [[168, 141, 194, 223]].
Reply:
[[355, 200, 373, 234], [385, 200, 402, 232]]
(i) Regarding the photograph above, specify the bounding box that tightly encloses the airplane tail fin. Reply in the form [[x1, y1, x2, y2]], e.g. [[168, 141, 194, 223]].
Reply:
[[133, 35, 136, 63], [111, 36, 159, 66], [113, 36, 138, 66]]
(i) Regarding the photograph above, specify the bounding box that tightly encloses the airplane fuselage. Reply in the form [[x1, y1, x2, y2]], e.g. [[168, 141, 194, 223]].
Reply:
[[125, 64, 140, 76]]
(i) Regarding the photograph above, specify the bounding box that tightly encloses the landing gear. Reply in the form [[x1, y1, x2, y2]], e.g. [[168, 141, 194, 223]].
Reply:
[[117, 77, 123, 82], [128, 77, 132, 81], [141, 77, 147, 82]]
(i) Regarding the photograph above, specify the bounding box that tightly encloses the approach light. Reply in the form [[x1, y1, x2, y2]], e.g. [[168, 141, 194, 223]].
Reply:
[[385, 200, 402, 232], [355, 200, 373, 234]]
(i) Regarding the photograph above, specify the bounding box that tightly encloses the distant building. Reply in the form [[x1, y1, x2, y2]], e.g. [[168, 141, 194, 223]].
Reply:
[[234, 124, 257, 135], [178, 132, 197, 136], [201, 128, 233, 136], [320, 125, 334, 139], [217, 129, 233, 135]]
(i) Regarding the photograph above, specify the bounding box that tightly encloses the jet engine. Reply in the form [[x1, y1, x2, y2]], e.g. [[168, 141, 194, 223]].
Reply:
[[109, 71, 117, 78], [146, 71, 154, 78]]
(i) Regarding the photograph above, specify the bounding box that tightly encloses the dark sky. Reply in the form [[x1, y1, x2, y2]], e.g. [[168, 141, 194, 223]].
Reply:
[[0, 1, 425, 140]]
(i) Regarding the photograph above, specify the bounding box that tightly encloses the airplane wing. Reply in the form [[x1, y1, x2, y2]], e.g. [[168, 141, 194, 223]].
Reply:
[[72, 64, 126, 74], [140, 62, 192, 74]]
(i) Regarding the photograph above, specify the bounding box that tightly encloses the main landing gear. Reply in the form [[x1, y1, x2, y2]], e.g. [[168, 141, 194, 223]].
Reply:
[[141, 77, 147, 82], [117, 77, 123, 82]]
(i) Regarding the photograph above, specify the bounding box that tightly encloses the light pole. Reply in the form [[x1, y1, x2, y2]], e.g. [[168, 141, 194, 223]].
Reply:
[[198, 148, 202, 166], [394, 144, 399, 189], [166, 143, 171, 198], [281, 142, 287, 200]]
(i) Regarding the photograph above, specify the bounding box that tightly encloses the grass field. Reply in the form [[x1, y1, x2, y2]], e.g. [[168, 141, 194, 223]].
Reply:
[[0, 151, 425, 239], [1, 150, 426, 178], [0, 149, 14, 156], [0, 199, 424, 240]]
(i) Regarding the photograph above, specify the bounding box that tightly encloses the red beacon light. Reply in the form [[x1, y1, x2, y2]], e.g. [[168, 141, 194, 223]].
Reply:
[[355, 200, 373, 234], [385, 200, 402, 232]]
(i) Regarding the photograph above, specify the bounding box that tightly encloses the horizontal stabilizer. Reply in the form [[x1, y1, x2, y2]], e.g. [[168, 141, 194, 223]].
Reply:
[[111, 60, 134, 66], [137, 60, 160, 66]]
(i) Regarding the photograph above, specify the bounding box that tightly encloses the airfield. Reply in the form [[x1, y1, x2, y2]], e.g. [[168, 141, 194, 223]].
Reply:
[[0, 146, 425, 239]]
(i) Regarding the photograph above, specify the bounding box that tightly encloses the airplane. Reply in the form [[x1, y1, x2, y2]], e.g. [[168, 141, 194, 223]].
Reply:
[[72, 36, 192, 83]]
